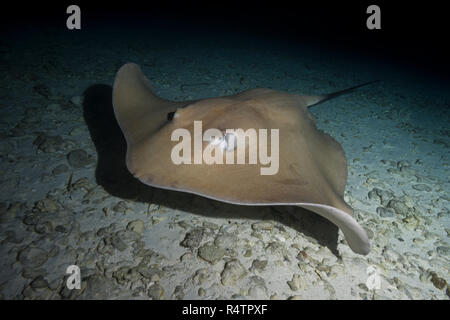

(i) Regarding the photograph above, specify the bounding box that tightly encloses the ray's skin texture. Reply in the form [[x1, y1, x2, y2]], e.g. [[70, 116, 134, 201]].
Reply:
[[112, 63, 371, 255]]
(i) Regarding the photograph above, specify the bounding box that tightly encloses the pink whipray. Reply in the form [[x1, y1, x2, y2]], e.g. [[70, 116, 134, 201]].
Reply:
[[113, 63, 376, 255]]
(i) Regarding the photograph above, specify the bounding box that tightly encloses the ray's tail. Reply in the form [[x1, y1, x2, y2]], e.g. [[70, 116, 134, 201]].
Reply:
[[305, 80, 380, 108]]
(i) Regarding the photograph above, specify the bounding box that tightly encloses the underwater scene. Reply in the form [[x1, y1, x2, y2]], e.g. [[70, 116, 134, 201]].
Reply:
[[0, 3, 448, 300]]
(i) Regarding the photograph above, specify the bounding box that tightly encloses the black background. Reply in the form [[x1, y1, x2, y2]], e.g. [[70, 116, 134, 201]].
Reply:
[[0, 300, 447, 317], [1, 1, 449, 76]]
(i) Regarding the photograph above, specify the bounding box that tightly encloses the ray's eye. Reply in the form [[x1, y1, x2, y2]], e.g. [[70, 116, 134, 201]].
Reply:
[[167, 111, 179, 120]]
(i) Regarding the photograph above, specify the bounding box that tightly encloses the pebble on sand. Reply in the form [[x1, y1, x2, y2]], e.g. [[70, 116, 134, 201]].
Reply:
[[287, 274, 306, 291], [34, 199, 59, 213], [70, 95, 84, 107], [376, 206, 395, 218], [387, 199, 410, 216], [430, 272, 447, 290], [198, 243, 226, 264], [67, 149, 93, 168], [30, 276, 49, 289], [180, 228, 203, 249], [251, 221, 274, 231], [221, 259, 247, 286], [147, 283, 164, 300], [436, 246, 449, 257], [251, 259, 268, 272], [33, 134, 66, 153], [127, 220, 145, 235], [17, 247, 48, 268]]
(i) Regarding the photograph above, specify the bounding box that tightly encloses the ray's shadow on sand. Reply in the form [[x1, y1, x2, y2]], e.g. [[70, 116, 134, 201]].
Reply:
[[83, 84, 340, 257]]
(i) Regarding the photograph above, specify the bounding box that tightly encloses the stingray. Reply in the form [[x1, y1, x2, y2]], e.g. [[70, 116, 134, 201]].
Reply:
[[112, 63, 373, 255]]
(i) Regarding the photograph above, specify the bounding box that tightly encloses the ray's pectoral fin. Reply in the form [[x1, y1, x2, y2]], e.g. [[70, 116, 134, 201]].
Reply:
[[297, 204, 370, 255], [112, 63, 194, 146]]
